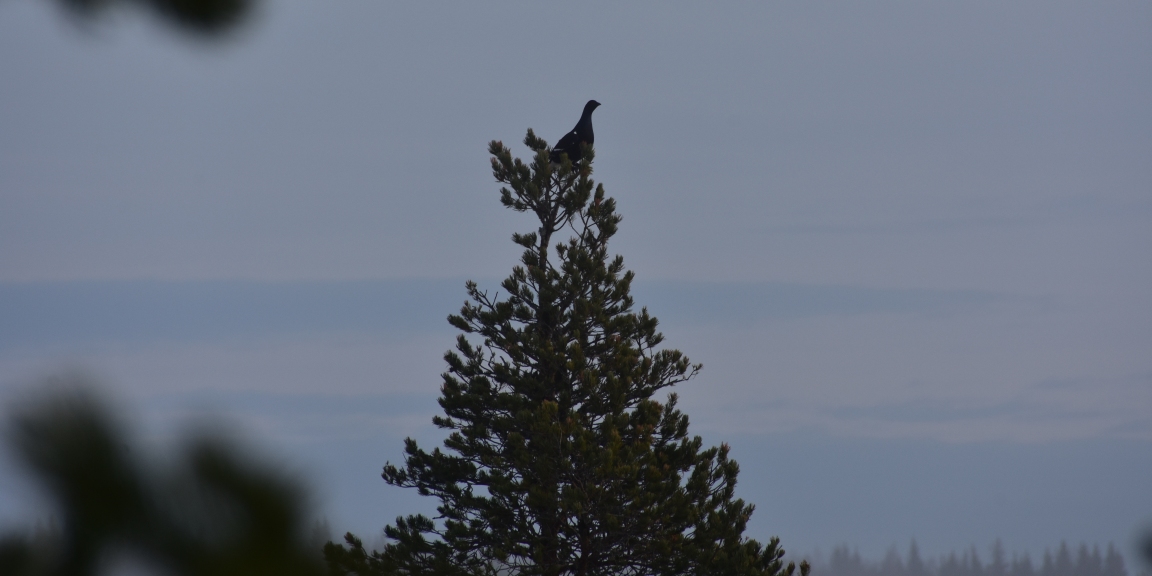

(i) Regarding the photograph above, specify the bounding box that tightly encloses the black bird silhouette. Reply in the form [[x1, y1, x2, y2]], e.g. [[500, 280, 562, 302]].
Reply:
[[550, 100, 601, 164]]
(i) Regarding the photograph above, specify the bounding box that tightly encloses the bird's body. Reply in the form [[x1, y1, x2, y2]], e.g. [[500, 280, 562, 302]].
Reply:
[[550, 100, 600, 164]]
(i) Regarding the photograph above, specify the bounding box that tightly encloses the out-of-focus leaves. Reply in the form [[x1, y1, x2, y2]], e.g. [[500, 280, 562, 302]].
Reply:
[[9, 391, 147, 575], [0, 536, 37, 576], [1, 385, 324, 576], [56, 0, 254, 35], [1141, 527, 1152, 572]]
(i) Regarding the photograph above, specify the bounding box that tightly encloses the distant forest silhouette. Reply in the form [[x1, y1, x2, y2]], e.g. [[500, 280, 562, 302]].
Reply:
[[811, 541, 1140, 576]]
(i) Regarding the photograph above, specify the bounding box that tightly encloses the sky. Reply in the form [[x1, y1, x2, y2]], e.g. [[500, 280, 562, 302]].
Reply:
[[1, 0, 1150, 568]]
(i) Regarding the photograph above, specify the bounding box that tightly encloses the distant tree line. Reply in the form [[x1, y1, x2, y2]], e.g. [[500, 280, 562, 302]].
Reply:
[[812, 541, 1137, 576]]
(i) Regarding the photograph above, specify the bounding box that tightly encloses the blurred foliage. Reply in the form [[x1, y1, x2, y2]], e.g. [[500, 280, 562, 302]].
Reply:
[[1140, 528, 1152, 574], [0, 387, 324, 576], [55, 0, 253, 35]]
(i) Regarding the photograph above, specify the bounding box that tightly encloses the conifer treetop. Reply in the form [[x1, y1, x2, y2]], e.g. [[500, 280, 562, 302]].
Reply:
[[325, 131, 805, 576]]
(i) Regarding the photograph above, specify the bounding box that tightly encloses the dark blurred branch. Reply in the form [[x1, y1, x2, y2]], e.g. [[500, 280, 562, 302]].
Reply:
[[0, 384, 323, 576], [1140, 527, 1152, 574], [56, 0, 255, 36]]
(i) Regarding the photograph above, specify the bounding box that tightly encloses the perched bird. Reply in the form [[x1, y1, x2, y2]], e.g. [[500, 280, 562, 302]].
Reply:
[[550, 100, 601, 165]]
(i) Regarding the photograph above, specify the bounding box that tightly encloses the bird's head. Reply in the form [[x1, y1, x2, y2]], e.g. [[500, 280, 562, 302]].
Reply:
[[584, 100, 601, 114]]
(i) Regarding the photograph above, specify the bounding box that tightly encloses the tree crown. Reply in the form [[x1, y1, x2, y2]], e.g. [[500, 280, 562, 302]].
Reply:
[[326, 131, 803, 576]]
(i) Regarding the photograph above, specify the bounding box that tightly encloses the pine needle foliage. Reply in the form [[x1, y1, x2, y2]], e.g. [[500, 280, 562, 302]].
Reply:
[[325, 131, 806, 576]]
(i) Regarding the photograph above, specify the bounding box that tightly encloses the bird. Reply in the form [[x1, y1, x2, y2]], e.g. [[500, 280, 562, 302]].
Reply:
[[550, 100, 600, 165]]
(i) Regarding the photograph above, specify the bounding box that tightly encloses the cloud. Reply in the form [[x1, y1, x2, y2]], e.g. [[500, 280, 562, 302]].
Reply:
[[0, 279, 1016, 351], [2, 279, 1147, 443], [634, 281, 1019, 327], [682, 372, 1152, 443], [0, 280, 463, 352]]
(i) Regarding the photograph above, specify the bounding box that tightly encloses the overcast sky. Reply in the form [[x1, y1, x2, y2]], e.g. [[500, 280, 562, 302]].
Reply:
[[1, 0, 1150, 566]]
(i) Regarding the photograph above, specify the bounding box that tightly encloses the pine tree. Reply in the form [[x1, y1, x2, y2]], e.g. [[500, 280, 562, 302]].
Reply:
[[942, 552, 965, 576], [907, 540, 928, 576], [1009, 553, 1036, 576], [1074, 545, 1101, 576], [324, 133, 805, 576], [988, 540, 1007, 576], [881, 546, 906, 576], [1101, 545, 1126, 576], [1056, 544, 1075, 576], [830, 545, 868, 576], [1042, 551, 1056, 576], [967, 545, 985, 576]]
